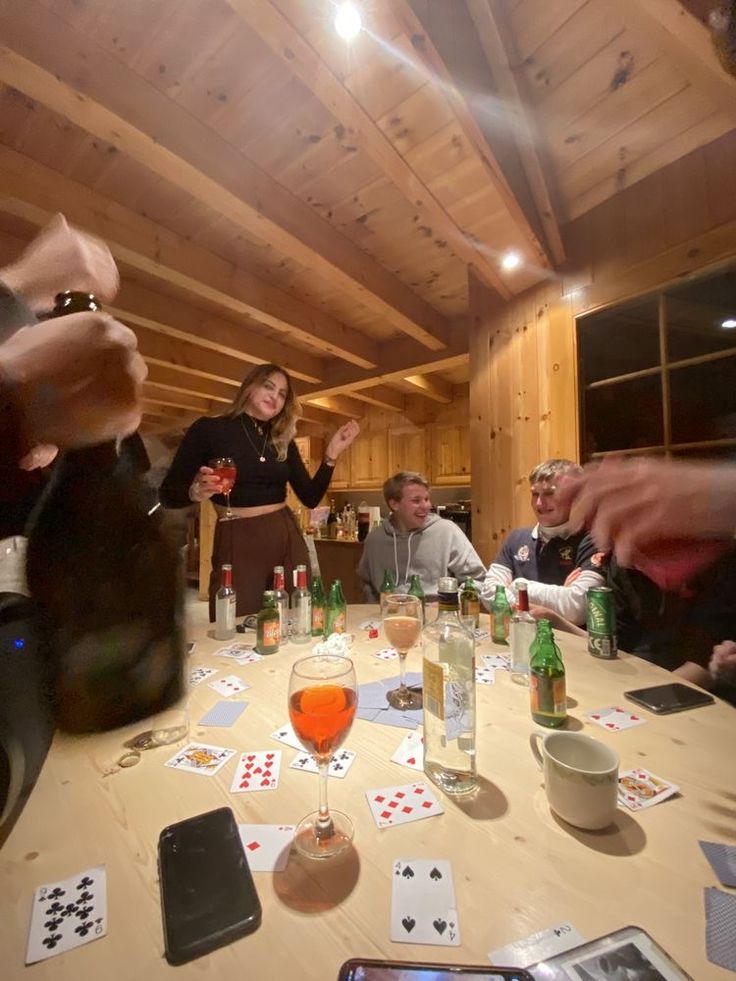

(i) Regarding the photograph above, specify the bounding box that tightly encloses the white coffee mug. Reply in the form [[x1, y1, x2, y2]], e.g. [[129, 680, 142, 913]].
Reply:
[[530, 730, 619, 830]]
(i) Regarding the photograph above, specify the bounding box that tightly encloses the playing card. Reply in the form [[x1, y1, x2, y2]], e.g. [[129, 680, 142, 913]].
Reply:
[[489, 922, 584, 968], [214, 643, 263, 665], [199, 700, 248, 727], [482, 654, 510, 670], [705, 886, 736, 972], [365, 781, 443, 829], [585, 705, 646, 732], [164, 742, 236, 776], [618, 767, 679, 811], [390, 859, 460, 947], [270, 722, 303, 750], [359, 618, 382, 631], [700, 841, 736, 888], [375, 647, 399, 661], [26, 865, 107, 965], [238, 824, 295, 873], [189, 666, 218, 687], [475, 666, 495, 685], [391, 731, 424, 771], [230, 750, 282, 792], [289, 748, 356, 778], [208, 674, 250, 697]]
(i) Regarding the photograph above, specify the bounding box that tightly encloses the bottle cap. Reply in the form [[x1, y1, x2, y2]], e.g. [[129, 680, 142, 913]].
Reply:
[[438, 576, 458, 593], [222, 563, 233, 571]]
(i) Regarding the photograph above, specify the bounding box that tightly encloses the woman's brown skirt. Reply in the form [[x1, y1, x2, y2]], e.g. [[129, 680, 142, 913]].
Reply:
[[208, 507, 309, 621]]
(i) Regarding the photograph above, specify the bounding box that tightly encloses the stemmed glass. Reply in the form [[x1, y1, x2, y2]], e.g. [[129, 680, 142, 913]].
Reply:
[[208, 457, 237, 520], [288, 655, 357, 859], [382, 593, 423, 710]]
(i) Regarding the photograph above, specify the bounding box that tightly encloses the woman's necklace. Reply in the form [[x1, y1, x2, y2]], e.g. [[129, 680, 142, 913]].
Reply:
[[240, 414, 269, 462]]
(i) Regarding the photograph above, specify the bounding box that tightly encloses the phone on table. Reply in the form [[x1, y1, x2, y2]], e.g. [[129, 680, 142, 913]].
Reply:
[[158, 806, 261, 965], [624, 682, 715, 715], [338, 961, 533, 981]]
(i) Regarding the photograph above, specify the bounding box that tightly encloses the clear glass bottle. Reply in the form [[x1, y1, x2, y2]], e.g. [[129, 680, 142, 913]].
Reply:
[[256, 591, 280, 655], [310, 574, 326, 637], [510, 579, 536, 684], [272, 565, 289, 644], [459, 578, 481, 630], [422, 576, 477, 796], [529, 619, 567, 728], [290, 564, 312, 644], [490, 584, 512, 644], [325, 579, 347, 636], [214, 563, 237, 641]]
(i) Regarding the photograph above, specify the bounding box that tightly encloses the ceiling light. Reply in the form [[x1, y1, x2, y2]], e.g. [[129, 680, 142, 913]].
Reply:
[[721, 318, 736, 329], [501, 251, 522, 272], [334, 2, 362, 40]]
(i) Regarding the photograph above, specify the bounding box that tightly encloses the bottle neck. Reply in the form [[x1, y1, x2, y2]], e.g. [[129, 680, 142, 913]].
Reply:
[[221, 567, 233, 588], [517, 587, 529, 612], [274, 573, 285, 590], [296, 569, 307, 589], [437, 592, 459, 617]]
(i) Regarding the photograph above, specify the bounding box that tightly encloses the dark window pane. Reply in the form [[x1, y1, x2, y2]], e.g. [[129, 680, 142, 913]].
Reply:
[[670, 356, 736, 443], [582, 374, 663, 456], [666, 269, 736, 361], [577, 298, 660, 384], [671, 445, 736, 462]]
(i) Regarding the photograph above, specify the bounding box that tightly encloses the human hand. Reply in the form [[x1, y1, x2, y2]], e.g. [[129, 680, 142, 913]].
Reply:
[[0, 311, 146, 450], [710, 640, 736, 686], [326, 419, 360, 460], [528, 604, 583, 636], [18, 444, 59, 471], [188, 466, 223, 503], [0, 214, 119, 309]]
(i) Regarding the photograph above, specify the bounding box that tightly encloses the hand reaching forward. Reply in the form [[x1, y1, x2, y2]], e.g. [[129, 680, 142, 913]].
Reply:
[[326, 419, 360, 460]]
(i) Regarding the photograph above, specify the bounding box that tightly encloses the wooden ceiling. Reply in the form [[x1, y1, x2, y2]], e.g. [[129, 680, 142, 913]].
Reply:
[[0, 0, 734, 439]]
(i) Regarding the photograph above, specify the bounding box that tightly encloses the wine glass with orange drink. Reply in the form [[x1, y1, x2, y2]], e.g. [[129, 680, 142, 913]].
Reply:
[[288, 654, 357, 859], [382, 593, 423, 710], [208, 457, 237, 520]]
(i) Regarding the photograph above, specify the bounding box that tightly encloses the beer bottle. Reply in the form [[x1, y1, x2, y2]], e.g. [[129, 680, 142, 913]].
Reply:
[[290, 564, 312, 644], [310, 574, 326, 637], [272, 565, 289, 643], [214, 563, 237, 641], [490, 585, 512, 645], [326, 498, 338, 539], [408, 573, 425, 621], [325, 580, 347, 635], [379, 568, 397, 607], [529, 619, 567, 728], [256, 591, 280, 654], [459, 578, 481, 630]]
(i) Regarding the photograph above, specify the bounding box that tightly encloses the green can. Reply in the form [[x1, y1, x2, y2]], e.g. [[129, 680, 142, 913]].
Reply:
[[586, 586, 617, 658]]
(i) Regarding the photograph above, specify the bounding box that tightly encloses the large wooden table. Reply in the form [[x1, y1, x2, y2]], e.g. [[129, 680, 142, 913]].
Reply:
[[2, 602, 734, 979]]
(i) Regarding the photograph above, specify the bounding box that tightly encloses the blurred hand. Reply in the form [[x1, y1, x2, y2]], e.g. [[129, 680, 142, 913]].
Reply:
[[1, 213, 119, 309], [710, 640, 736, 687], [326, 418, 360, 459], [0, 311, 146, 450], [528, 604, 583, 636], [189, 466, 225, 503], [18, 444, 59, 471]]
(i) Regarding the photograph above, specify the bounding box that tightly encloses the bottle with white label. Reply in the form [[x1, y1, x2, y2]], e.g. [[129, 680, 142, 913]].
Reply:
[[510, 579, 536, 685], [290, 564, 312, 644], [422, 576, 477, 796], [214, 563, 236, 641]]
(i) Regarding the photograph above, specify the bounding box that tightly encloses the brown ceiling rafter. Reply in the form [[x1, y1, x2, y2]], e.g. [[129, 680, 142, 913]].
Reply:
[[0, 147, 377, 371], [391, 0, 553, 272], [229, 0, 513, 299], [465, 0, 566, 266], [349, 386, 406, 412], [0, 2, 451, 350], [304, 394, 368, 419], [141, 385, 215, 415], [134, 332, 260, 390], [143, 368, 234, 405], [401, 373, 453, 404]]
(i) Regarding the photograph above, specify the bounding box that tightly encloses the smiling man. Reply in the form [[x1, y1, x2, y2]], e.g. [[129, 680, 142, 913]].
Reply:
[[357, 471, 485, 602], [480, 459, 606, 625]]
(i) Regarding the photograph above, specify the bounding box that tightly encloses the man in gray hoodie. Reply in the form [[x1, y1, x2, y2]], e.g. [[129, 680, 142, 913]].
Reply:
[[357, 471, 486, 601]]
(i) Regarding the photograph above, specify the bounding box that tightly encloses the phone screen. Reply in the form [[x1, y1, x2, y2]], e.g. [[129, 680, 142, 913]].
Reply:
[[339, 961, 532, 981], [158, 806, 261, 965], [625, 683, 715, 714]]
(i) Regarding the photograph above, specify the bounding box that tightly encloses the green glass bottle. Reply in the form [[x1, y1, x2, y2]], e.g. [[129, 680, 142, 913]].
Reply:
[[379, 568, 397, 607], [529, 619, 567, 728], [459, 578, 481, 630], [490, 584, 512, 644], [325, 579, 347, 636], [408, 573, 425, 621], [310, 574, 326, 637], [256, 590, 280, 655]]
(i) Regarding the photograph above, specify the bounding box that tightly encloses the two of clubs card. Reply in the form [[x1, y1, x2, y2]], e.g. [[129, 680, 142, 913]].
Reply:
[[391, 859, 460, 947]]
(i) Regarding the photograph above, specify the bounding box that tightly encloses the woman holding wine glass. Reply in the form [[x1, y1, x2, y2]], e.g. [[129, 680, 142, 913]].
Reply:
[[160, 363, 359, 621]]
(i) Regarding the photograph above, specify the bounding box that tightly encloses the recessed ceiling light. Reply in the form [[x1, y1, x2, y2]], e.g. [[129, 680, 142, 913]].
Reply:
[[721, 318, 736, 329], [334, 2, 362, 40], [501, 251, 522, 272]]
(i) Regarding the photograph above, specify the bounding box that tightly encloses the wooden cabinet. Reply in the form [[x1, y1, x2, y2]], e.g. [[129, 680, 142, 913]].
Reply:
[[430, 424, 471, 485], [328, 445, 350, 489], [349, 431, 388, 488], [387, 427, 427, 476]]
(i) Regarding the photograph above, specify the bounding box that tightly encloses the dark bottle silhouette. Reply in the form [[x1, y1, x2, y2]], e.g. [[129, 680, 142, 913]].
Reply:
[[25, 291, 186, 733]]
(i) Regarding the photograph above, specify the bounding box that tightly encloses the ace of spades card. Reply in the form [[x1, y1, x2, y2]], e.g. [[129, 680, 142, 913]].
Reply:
[[390, 859, 460, 947], [26, 866, 108, 964]]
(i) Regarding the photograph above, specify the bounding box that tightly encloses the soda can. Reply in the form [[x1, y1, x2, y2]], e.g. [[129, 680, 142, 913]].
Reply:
[[586, 586, 617, 659]]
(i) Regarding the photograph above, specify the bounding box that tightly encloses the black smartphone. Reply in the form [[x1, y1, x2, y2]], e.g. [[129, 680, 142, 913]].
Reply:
[[158, 806, 261, 965], [338, 960, 534, 981], [624, 682, 715, 714]]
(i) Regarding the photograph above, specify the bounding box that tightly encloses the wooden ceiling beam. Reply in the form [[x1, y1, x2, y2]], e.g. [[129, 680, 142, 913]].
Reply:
[[465, 0, 566, 266], [133, 330, 253, 389], [304, 395, 367, 419], [141, 385, 215, 415], [402, 373, 453, 404], [0, 148, 378, 370], [0, 2, 451, 349], [391, 0, 552, 271], [229, 0, 512, 299], [350, 386, 406, 412], [143, 364, 238, 404]]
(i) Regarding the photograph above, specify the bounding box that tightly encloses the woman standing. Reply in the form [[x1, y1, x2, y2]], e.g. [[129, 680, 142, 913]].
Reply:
[[160, 363, 359, 619]]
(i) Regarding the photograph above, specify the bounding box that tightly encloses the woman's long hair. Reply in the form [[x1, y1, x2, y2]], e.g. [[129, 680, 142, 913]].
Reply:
[[222, 363, 301, 462]]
